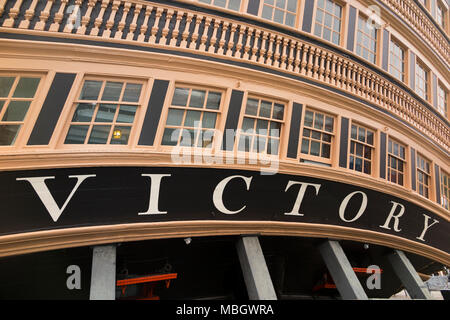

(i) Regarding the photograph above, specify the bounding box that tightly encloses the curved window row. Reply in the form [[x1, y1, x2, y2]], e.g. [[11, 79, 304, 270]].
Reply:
[[0, 71, 448, 211], [188, 0, 449, 119]]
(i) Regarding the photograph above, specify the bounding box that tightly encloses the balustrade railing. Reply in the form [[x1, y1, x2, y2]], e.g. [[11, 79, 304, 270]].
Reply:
[[0, 0, 448, 152]]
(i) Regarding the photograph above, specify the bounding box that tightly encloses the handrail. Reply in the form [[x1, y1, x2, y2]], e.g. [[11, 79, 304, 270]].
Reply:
[[0, 0, 448, 153]]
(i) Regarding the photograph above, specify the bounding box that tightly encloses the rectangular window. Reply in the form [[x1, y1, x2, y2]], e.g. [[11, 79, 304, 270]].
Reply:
[[389, 40, 405, 82], [416, 153, 431, 199], [440, 170, 450, 210], [436, 3, 444, 28], [415, 61, 428, 101], [0, 75, 41, 146], [356, 16, 378, 64], [198, 0, 241, 11], [314, 0, 342, 46], [300, 109, 335, 164], [161, 86, 223, 148], [349, 123, 374, 175], [64, 79, 143, 145], [237, 96, 285, 155], [387, 138, 406, 186], [437, 84, 447, 116], [261, 0, 298, 27]]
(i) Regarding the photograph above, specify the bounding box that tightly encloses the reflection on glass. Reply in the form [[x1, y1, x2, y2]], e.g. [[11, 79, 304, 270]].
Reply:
[[117, 105, 137, 123], [13, 78, 40, 98], [0, 77, 15, 97], [172, 88, 189, 106], [102, 82, 123, 101], [72, 103, 95, 122], [95, 104, 117, 122], [0, 124, 21, 145], [2, 101, 31, 121], [245, 99, 258, 116], [189, 90, 206, 108], [122, 83, 142, 102], [162, 128, 179, 145], [206, 92, 222, 110], [80, 80, 102, 100], [65, 125, 89, 144], [88, 125, 111, 144], [110, 126, 131, 145], [166, 108, 184, 126]]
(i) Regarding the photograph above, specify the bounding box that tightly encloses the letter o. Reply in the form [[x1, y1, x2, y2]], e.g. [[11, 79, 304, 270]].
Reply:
[[339, 191, 368, 222]]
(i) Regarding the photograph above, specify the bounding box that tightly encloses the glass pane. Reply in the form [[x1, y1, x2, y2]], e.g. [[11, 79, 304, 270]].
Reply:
[[184, 110, 202, 127], [245, 98, 258, 116], [364, 146, 371, 159], [162, 128, 179, 146], [228, 0, 241, 11], [364, 160, 371, 174], [117, 105, 137, 123], [0, 124, 21, 145], [366, 130, 373, 145], [0, 101, 4, 114], [332, 32, 340, 45], [270, 121, 281, 137], [88, 125, 111, 144], [310, 140, 320, 156], [311, 130, 321, 140], [102, 82, 123, 101], [253, 136, 266, 153], [259, 100, 272, 118], [316, 10, 323, 22], [274, 9, 284, 24], [213, 0, 226, 7], [72, 103, 95, 122], [2, 101, 31, 121], [355, 143, 363, 156], [122, 83, 142, 102], [304, 111, 313, 127], [321, 143, 330, 158], [301, 138, 309, 154], [95, 104, 117, 122], [358, 127, 366, 142], [314, 113, 324, 130], [287, 0, 297, 12], [323, 27, 331, 41], [65, 125, 89, 144], [0, 77, 15, 97], [324, 116, 334, 132], [199, 130, 215, 148], [324, 13, 332, 28], [272, 103, 284, 120], [13, 77, 40, 98], [206, 92, 222, 110], [172, 88, 189, 106], [180, 129, 197, 146], [242, 117, 255, 133], [322, 133, 331, 142], [238, 135, 252, 152], [317, 0, 324, 9], [349, 155, 354, 169], [262, 5, 273, 20], [110, 126, 131, 145], [276, 0, 285, 8], [166, 108, 184, 126], [314, 24, 322, 37], [285, 13, 295, 26], [80, 80, 102, 100], [268, 138, 279, 155], [189, 90, 206, 108], [355, 157, 362, 172], [256, 119, 269, 133], [202, 112, 217, 129]]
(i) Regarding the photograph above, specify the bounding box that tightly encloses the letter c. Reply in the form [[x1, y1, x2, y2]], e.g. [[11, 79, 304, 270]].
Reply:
[[213, 175, 253, 214]]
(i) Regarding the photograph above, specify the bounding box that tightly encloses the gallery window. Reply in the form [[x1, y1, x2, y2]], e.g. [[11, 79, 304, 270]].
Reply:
[[437, 83, 447, 117], [389, 39, 406, 82], [356, 15, 378, 64], [415, 61, 429, 101], [237, 96, 284, 155], [197, 0, 242, 11], [161, 86, 222, 148], [436, 1, 446, 29], [260, 0, 299, 27], [64, 79, 143, 145], [300, 108, 335, 164], [313, 0, 343, 46], [416, 153, 431, 199], [387, 138, 406, 186], [349, 123, 374, 175], [440, 170, 449, 210], [0, 75, 41, 146]]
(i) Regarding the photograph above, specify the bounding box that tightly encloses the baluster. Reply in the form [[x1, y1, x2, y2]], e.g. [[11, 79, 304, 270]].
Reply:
[[306, 46, 315, 78], [216, 21, 228, 55], [273, 36, 282, 67], [170, 10, 184, 47], [19, 0, 40, 29], [90, 0, 109, 36], [235, 25, 247, 58], [355, 66, 362, 96], [102, 0, 120, 38], [300, 44, 309, 76], [287, 40, 294, 71], [3, 0, 25, 27], [225, 23, 237, 56], [63, 0, 82, 33], [242, 27, 252, 60], [114, 2, 131, 39], [189, 14, 203, 50], [293, 42, 301, 73], [149, 7, 163, 44], [324, 53, 331, 83], [77, 0, 97, 35], [126, 3, 142, 40], [0, 0, 7, 17], [341, 60, 348, 90], [250, 29, 260, 62], [329, 55, 337, 85], [312, 47, 320, 79], [199, 16, 211, 51], [49, 0, 68, 31], [34, 0, 55, 30], [208, 19, 220, 53], [258, 31, 268, 64], [180, 12, 193, 48], [266, 34, 275, 65], [160, 8, 173, 44], [279, 38, 288, 69]]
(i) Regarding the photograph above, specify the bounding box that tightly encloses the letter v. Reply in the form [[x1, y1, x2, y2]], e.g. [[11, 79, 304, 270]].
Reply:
[[17, 175, 96, 222]]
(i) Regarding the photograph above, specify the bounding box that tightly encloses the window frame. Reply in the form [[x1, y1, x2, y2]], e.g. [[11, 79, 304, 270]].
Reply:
[[312, 0, 346, 47], [196, 0, 245, 12], [348, 121, 376, 176], [436, 81, 448, 118], [355, 13, 380, 65], [60, 76, 145, 148], [159, 82, 226, 152], [0, 72, 45, 148], [386, 137, 407, 187], [415, 59, 430, 102], [388, 36, 408, 83], [235, 93, 286, 156], [298, 107, 336, 166], [440, 169, 450, 210], [258, 0, 302, 28], [415, 152, 432, 200]]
